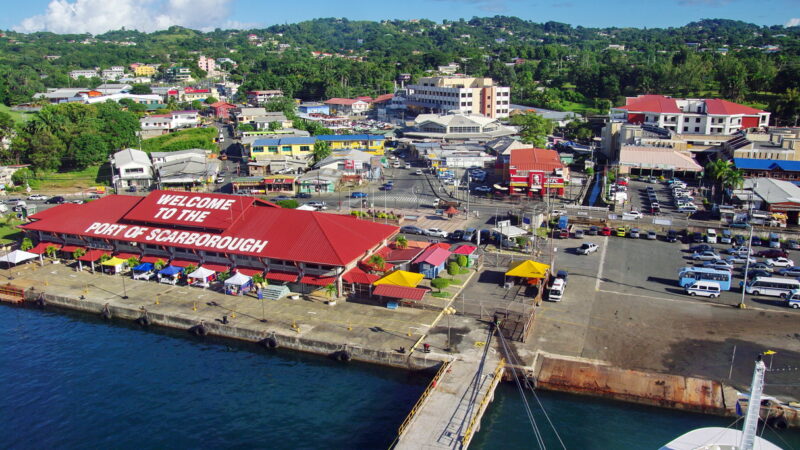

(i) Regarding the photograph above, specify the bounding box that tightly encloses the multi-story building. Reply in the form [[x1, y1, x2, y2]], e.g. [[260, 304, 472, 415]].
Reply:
[[101, 67, 125, 81], [610, 95, 770, 135], [198, 55, 216, 73], [324, 98, 370, 116], [405, 76, 511, 119], [251, 137, 316, 160], [246, 90, 284, 106], [316, 135, 385, 155], [505, 148, 567, 198], [134, 65, 157, 77], [180, 87, 213, 102], [167, 67, 192, 82], [69, 69, 99, 80]]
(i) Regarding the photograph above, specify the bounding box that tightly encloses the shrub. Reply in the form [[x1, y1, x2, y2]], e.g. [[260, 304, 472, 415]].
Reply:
[[20, 237, 33, 251], [447, 261, 459, 276], [431, 277, 450, 292], [456, 255, 468, 268], [276, 199, 298, 209]]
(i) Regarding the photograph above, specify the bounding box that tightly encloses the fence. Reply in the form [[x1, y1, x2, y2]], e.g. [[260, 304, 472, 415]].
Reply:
[[461, 358, 506, 447], [393, 359, 453, 444]]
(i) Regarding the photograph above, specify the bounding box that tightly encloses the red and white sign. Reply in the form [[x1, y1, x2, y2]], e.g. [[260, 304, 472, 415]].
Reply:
[[122, 191, 255, 230]]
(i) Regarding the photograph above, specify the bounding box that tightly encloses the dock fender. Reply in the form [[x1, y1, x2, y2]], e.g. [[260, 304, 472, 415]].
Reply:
[[190, 323, 208, 337], [260, 337, 278, 349], [101, 304, 112, 320], [767, 416, 788, 430], [136, 314, 151, 327], [336, 350, 352, 362], [35, 294, 46, 308]]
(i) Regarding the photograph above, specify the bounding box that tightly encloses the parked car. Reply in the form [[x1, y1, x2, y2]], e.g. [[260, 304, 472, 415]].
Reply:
[[587, 226, 599, 236], [425, 228, 448, 238], [463, 228, 477, 242], [691, 232, 704, 243], [692, 250, 721, 261], [749, 262, 774, 272], [724, 255, 756, 265], [351, 191, 368, 198], [646, 230, 657, 240], [703, 260, 734, 271], [27, 194, 48, 201], [615, 227, 627, 237], [600, 227, 612, 236], [751, 236, 764, 246], [757, 249, 788, 259], [414, 169, 423, 175], [448, 229, 465, 241], [767, 257, 795, 268], [629, 228, 641, 238], [46, 196, 66, 204], [294, 192, 312, 199], [778, 266, 800, 277], [574, 229, 585, 239], [473, 186, 492, 193], [306, 201, 327, 210], [400, 225, 425, 235], [746, 269, 772, 280], [577, 242, 599, 255], [689, 244, 714, 253], [666, 230, 679, 243], [785, 240, 800, 250], [623, 211, 643, 219], [733, 235, 746, 246]]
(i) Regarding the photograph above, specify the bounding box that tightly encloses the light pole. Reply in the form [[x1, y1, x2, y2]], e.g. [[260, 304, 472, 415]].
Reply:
[[739, 183, 758, 309]]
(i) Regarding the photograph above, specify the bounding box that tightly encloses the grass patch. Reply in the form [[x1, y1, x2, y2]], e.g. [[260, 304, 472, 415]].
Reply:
[[0, 104, 34, 124], [447, 278, 463, 285], [0, 216, 25, 245], [35, 164, 110, 189], [432, 292, 451, 298], [458, 268, 470, 275], [141, 127, 217, 153]]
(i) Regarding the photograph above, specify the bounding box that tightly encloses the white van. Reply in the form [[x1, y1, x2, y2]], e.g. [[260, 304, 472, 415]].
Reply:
[[548, 278, 565, 302], [786, 289, 800, 308], [745, 277, 800, 299], [706, 229, 718, 244], [685, 281, 721, 298]]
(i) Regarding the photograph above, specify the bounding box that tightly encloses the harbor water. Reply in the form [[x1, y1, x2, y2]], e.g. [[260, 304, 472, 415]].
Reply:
[[3, 303, 800, 449]]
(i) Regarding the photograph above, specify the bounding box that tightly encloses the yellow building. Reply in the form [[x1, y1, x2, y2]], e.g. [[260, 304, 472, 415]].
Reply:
[[251, 137, 316, 160], [134, 65, 157, 77], [316, 134, 385, 155]]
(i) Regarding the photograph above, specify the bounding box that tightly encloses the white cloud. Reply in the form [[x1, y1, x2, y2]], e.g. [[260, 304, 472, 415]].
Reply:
[[786, 18, 800, 27], [14, 0, 238, 34]]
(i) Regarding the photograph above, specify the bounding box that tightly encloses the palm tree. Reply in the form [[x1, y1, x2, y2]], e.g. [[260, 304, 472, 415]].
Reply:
[[395, 236, 408, 249], [705, 159, 731, 201], [324, 283, 337, 298], [20, 238, 33, 251], [722, 169, 745, 202], [368, 255, 386, 271]]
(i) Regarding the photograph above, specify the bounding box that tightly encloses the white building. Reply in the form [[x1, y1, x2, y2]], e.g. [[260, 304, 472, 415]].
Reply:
[[110, 148, 153, 190], [610, 95, 770, 135], [406, 76, 511, 119], [246, 90, 284, 106], [69, 69, 98, 80], [405, 113, 516, 140], [101, 67, 125, 80]]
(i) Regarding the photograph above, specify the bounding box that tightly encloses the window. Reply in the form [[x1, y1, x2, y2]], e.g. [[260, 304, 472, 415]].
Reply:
[[282, 146, 292, 152], [124, 168, 144, 174], [300, 146, 310, 151], [683, 127, 689, 132], [696, 118, 701, 123], [695, 127, 700, 132], [268, 146, 278, 153]]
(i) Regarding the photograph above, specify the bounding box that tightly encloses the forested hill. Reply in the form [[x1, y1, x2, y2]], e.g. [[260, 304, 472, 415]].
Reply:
[[0, 17, 799, 123]]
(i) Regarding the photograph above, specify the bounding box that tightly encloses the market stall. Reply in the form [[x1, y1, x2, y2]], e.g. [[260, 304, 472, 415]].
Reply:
[[158, 265, 184, 285], [187, 266, 216, 288], [0, 250, 37, 267], [132, 262, 155, 280], [224, 272, 253, 296], [101, 256, 128, 274]]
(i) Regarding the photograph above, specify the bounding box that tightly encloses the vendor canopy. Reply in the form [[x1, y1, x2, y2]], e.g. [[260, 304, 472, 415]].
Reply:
[[0, 250, 37, 264], [224, 272, 252, 286], [101, 257, 127, 267], [373, 270, 424, 288], [21, 190, 399, 267], [505, 260, 550, 278]]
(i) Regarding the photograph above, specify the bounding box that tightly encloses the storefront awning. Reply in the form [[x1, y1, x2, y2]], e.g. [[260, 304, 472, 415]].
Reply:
[[115, 252, 138, 260], [342, 267, 380, 285], [300, 275, 336, 286], [133, 263, 154, 272], [235, 267, 264, 277], [373, 284, 427, 301], [202, 263, 229, 273], [141, 256, 166, 264], [61, 245, 84, 253], [78, 249, 110, 262], [170, 259, 199, 268], [265, 270, 298, 282], [30, 242, 62, 255], [505, 260, 550, 278]]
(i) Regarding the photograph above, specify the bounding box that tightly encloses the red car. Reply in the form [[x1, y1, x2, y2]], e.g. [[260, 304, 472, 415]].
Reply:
[[617, 179, 628, 186], [600, 226, 612, 236], [757, 249, 788, 259]]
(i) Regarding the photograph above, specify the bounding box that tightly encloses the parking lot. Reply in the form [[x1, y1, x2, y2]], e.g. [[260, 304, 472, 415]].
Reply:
[[621, 178, 701, 219]]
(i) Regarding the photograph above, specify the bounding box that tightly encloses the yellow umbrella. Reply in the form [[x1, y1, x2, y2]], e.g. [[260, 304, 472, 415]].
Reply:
[[373, 270, 424, 287], [505, 260, 550, 279]]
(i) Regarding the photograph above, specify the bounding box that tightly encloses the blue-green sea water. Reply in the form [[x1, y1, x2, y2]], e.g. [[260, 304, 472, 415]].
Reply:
[[2, 304, 800, 449]]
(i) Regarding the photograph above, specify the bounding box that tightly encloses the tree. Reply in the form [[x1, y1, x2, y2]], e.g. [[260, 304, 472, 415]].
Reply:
[[72, 134, 109, 169], [456, 255, 468, 268], [0, 112, 14, 145], [268, 121, 282, 131], [705, 158, 732, 201], [154, 259, 166, 270], [73, 248, 86, 260], [313, 140, 331, 163], [264, 96, 297, 119], [129, 84, 152, 95], [368, 254, 386, 270], [395, 235, 408, 249], [275, 199, 298, 209], [204, 96, 218, 104], [238, 123, 255, 132], [324, 283, 337, 298], [430, 277, 450, 292], [20, 237, 32, 251], [126, 257, 140, 268], [447, 261, 459, 276], [771, 88, 800, 127], [45, 245, 58, 259], [510, 113, 554, 147]]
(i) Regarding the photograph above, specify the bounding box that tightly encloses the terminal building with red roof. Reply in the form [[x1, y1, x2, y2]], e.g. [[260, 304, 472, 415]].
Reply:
[[20, 190, 398, 295], [504, 148, 567, 198], [610, 95, 770, 135]]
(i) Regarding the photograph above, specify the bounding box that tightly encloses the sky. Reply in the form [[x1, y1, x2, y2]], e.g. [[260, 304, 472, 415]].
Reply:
[[1, 0, 798, 35]]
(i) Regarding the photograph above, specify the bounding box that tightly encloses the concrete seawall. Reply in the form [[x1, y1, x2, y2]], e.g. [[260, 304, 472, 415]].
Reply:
[[29, 290, 445, 372]]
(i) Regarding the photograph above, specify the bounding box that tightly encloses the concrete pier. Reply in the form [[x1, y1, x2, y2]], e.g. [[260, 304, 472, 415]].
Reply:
[[395, 350, 505, 449]]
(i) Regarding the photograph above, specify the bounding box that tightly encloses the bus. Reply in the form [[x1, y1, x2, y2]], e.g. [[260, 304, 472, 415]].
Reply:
[[744, 277, 800, 299], [678, 267, 732, 291]]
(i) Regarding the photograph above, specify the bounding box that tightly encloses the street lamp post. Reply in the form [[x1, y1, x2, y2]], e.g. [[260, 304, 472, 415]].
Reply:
[[739, 183, 758, 309]]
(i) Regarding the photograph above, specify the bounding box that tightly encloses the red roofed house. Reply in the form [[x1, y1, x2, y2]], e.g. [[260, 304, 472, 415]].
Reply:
[[209, 101, 236, 120], [20, 190, 398, 297], [611, 95, 770, 135], [506, 148, 567, 197], [180, 87, 213, 102], [324, 98, 370, 116], [413, 245, 452, 279]]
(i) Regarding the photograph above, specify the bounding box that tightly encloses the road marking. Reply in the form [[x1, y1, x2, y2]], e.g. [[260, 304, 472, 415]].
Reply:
[[596, 288, 800, 314], [595, 236, 609, 291]]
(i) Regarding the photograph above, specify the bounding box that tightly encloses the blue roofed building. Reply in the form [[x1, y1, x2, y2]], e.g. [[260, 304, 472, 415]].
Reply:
[[298, 102, 330, 115], [733, 158, 800, 182]]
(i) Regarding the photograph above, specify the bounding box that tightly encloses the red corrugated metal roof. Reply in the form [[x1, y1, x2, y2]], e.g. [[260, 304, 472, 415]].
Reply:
[[29, 242, 61, 254], [170, 259, 199, 268], [705, 98, 765, 115], [235, 267, 263, 276], [372, 93, 394, 103], [61, 245, 84, 253], [453, 245, 477, 255], [202, 263, 229, 272], [509, 148, 563, 173], [300, 275, 336, 286], [342, 267, 380, 285], [617, 95, 681, 114], [20, 191, 398, 267], [373, 285, 427, 301], [414, 246, 451, 266], [325, 98, 360, 105], [141, 256, 166, 263], [78, 249, 110, 261], [385, 248, 424, 262], [115, 252, 138, 260], [265, 270, 298, 282]]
